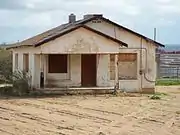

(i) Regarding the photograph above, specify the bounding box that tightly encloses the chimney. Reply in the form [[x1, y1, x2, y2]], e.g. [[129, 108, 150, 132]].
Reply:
[[69, 13, 76, 23], [83, 14, 103, 19]]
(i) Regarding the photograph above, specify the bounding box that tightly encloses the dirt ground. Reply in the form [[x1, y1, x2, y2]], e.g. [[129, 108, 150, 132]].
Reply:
[[0, 86, 180, 135]]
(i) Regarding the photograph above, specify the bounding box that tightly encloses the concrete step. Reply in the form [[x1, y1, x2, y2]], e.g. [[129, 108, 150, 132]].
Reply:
[[32, 87, 115, 95]]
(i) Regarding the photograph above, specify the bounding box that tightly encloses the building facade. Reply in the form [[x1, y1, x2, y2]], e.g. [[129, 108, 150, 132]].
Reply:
[[8, 14, 164, 93]]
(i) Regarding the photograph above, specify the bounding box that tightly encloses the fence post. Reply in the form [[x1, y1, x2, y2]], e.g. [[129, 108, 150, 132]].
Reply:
[[177, 67, 179, 79], [156, 53, 161, 79]]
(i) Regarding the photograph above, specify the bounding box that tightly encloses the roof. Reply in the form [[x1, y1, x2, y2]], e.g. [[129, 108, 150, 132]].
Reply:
[[7, 15, 164, 49], [95, 17, 165, 47]]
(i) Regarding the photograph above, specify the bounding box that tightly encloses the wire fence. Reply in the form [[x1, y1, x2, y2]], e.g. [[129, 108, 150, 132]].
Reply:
[[159, 67, 180, 79], [157, 53, 180, 80]]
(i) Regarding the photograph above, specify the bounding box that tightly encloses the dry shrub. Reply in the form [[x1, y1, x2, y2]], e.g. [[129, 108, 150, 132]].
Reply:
[[0, 48, 12, 83], [0, 70, 31, 96], [11, 70, 31, 96], [0, 49, 31, 96]]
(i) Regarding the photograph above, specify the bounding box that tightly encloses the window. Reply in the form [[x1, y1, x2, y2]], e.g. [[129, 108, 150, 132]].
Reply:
[[110, 54, 115, 80], [118, 53, 137, 80], [23, 54, 29, 72], [15, 53, 18, 69], [48, 54, 68, 73]]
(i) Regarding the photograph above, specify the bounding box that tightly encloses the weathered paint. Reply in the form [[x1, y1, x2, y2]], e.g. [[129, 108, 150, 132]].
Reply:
[[96, 54, 111, 87], [39, 27, 121, 54], [11, 18, 157, 92]]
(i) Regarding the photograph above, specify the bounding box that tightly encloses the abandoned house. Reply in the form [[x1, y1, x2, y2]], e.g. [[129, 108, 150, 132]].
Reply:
[[8, 14, 164, 93]]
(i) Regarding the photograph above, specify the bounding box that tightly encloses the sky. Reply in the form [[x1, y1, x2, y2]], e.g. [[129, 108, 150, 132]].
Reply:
[[0, 0, 180, 45]]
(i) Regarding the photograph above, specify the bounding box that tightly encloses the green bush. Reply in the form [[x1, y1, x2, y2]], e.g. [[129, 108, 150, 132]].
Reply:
[[149, 92, 168, 100], [150, 94, 161, 100], [156, 79, 180, 86]]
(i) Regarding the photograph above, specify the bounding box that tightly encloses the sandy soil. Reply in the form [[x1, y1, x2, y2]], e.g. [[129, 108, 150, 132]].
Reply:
[[0, 86, 180, 135]]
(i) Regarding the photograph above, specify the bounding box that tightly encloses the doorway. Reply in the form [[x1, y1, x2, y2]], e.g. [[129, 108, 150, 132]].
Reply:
[[81, 54, 97, 87]]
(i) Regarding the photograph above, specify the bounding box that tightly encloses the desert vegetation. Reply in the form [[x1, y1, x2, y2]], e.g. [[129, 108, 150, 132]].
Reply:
[[0, 47, 12, 83], [0, 48, 30, 96]]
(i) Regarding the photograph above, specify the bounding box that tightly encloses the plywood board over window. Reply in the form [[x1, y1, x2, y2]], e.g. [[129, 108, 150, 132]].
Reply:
[[119, 53, 137, 61], [118, 53, 137, 80], [48, 54, 68, 73]]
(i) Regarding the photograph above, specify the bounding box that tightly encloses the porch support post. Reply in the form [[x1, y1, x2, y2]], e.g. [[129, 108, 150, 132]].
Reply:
[[44, 54, 48, 87], [29, 54, 40, 89], [115, 54, 119, 89], [40, 54, 45, 88], [18, 53, 23, 71]]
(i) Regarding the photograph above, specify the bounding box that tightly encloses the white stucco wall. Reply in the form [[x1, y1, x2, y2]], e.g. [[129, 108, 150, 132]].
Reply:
[[39, 27, 123, 54], [97, 54, 111, 87]]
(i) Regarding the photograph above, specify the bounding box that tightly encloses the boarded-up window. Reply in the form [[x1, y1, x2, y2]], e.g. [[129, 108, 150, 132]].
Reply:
[[48, 54, 68, 73], [119, 53, 137, 61], [118, 53, 137, 80], [23, 54, 29, 72], [15, 53, 18, 69], [110, 54, 115, 80]]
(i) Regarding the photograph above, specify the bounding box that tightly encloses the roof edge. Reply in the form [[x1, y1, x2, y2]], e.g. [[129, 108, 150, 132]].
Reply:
[[5, 44, 32, 50], [82, 16, 165, 47]]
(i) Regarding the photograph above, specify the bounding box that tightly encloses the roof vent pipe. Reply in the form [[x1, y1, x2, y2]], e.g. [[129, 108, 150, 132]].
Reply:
[[69, 13, 76, 23]]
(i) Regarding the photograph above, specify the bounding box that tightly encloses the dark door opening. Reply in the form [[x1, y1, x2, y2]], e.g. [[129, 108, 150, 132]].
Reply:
[[81, 54, 97, 87]]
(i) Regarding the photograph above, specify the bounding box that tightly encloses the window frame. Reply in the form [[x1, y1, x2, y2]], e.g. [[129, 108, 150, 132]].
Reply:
[[48, 54, 69, 74]]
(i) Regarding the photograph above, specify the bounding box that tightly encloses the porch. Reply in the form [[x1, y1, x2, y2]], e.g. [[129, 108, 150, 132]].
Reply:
[[13, 50, 141, 92], [30, 53, 119, 90]]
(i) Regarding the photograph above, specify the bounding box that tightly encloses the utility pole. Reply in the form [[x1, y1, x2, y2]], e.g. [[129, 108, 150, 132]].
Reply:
[[154, 28, 157, 41], [154, 28, 160, 78]]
